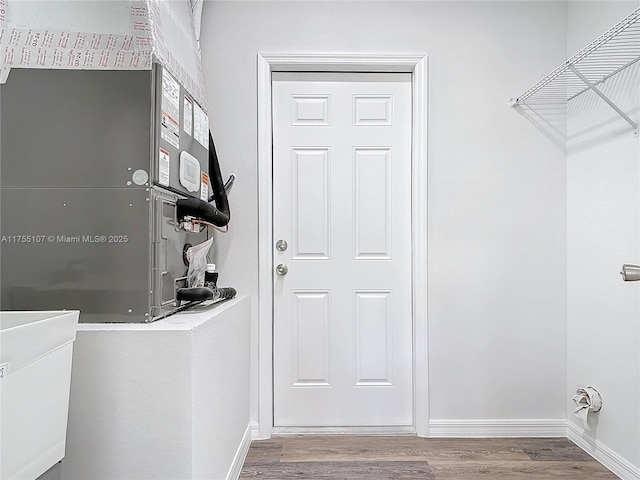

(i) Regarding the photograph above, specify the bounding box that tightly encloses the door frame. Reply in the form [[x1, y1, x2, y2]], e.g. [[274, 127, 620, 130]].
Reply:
[[257, 53, 428, 439]]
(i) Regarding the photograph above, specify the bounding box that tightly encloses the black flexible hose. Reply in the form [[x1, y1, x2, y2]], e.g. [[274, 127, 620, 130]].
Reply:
[[175, 286, 237, 303], [176, 132, 230, 227], [176, 197, 227, 227], [207, 132, 230, 222], [176, 287, 214, 302], [216, 287, 237, 300]]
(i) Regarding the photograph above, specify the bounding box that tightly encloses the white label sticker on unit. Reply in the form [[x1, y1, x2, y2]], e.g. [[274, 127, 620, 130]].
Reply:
[[159, 148, 170, 186], [161, 69, 180, 149], [193, 102, 209, 149], [183, 95, 193, 137], [201, 172, 209, 201], [162, 68, 180, 109]]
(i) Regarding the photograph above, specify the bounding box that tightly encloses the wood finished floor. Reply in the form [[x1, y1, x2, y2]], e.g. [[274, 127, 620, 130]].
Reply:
[[239, 436, 619, 479]]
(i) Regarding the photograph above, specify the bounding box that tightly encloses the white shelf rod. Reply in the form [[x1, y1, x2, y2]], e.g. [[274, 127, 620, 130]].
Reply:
[[567, 56, 640, 102], [567, 65, 638, 137]]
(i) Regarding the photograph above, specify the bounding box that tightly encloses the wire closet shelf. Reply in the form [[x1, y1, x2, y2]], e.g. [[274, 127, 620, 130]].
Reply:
[[510, 6, 640, 134]]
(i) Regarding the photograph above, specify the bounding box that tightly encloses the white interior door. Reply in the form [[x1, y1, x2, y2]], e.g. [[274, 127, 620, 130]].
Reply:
[[272, 72, 413, 428]]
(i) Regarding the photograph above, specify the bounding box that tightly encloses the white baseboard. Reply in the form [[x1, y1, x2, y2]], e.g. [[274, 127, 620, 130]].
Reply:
[[567, 422, 640, 480], [428, 419, 567, 438], [251, 421, 263, 440], [226, 423, 253, 480], [271, 426, 416, 436]]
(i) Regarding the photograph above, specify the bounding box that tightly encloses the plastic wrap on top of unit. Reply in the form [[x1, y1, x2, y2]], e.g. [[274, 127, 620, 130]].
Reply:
[[0, 0, 207, 111]]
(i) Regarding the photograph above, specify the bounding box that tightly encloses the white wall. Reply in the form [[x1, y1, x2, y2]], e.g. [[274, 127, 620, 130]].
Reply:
[[200, 1, 568, 430], [566, 0, 640, 472]]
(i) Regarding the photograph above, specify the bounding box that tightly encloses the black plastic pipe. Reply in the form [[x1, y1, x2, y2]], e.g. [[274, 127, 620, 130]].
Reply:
[[176, 132, 231, 227], [175, 286, 237, 303], [176, 287, 214, 303]]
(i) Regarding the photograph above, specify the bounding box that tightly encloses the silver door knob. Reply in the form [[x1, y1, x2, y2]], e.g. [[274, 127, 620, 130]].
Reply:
[[276, 264, 289, 276], [276, 239, 288, 252], [621, 264, 640, 281]]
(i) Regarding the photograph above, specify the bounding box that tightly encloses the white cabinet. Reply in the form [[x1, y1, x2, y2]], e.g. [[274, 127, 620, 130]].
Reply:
[[61, 296, 251, 480]]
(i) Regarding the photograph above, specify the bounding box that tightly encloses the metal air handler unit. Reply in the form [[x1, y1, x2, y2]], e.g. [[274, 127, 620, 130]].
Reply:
[[0, 62, 227, 323]]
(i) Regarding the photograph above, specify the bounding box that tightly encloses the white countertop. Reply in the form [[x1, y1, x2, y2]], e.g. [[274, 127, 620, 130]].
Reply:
[[77, 294, 249, 331]]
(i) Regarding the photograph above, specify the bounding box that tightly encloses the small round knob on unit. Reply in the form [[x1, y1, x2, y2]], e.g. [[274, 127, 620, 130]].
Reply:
[[276, 264, 289, 276], [276, 239, 288, 252]]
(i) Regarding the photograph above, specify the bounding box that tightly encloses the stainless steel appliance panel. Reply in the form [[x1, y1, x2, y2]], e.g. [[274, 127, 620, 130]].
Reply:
[[0, 65, 211, 323], [0, 187, 151, 323], [149, 186, 209, 320], [151, 63, 209, 198], [0, 69, 152, 189]]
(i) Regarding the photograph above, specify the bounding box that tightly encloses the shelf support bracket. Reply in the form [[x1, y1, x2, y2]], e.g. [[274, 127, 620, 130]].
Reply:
[[568, 65, 638, 137]]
